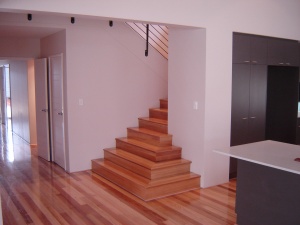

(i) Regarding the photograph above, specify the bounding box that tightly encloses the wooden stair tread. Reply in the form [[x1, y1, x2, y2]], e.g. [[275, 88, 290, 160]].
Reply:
[[128, 127, 171, 138], [116, 137, 180, 153], [104, 148, 190, 170], [139, 117, 168, 125], [92, 158, 199, 188], [150, 108, 168, 113]]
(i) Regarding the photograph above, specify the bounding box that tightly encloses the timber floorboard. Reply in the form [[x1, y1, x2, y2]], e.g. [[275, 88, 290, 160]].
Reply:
[[0, 122, 236, 225]]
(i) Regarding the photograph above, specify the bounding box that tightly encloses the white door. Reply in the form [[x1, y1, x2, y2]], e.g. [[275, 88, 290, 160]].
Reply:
[[0, 67, 6, 125], [34, 58, 51, 161], [49, 54, 66, 169]]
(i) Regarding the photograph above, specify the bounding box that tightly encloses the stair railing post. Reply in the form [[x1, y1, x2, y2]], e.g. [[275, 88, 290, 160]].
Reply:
[[145, 24, 149, 57]]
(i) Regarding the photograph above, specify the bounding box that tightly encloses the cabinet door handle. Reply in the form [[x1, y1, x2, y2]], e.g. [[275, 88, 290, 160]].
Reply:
[[279, 62, 284, 65], [250, 117, 256, 119], [252, 61, 257, 64], [242, 117, 248, 120], [286, 63, 291, 65], [244, 60, 250, 63]]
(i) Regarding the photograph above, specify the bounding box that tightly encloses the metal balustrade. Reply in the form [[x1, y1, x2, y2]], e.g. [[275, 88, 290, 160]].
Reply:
[[126, 22, 168, 59]]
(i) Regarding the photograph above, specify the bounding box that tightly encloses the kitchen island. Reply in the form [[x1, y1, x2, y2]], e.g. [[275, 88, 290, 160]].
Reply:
[[215, 140, 300, 225]]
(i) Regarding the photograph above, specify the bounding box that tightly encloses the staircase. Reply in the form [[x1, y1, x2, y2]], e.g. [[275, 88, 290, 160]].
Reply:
[[92, 99, 200, 201]]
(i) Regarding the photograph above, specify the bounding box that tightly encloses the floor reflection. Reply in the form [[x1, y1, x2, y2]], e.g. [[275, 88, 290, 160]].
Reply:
[[1, 120, 14, 163]]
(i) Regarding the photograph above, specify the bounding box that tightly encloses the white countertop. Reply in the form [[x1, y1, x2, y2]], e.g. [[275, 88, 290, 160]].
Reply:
[[215, 140, 300, 175]]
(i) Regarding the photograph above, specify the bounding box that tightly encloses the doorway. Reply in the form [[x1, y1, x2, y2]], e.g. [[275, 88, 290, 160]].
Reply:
[[35, 55, 66, 170]]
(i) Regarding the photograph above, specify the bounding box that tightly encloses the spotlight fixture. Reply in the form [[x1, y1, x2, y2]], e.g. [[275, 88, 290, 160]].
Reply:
[[109, 20, 113, 27], [27, 14, 32, 21], [71, 17, 75, 24]]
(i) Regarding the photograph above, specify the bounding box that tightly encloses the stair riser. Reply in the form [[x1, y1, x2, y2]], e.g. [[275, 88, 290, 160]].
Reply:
[[117, 139, 183, 162], [116, 139, 157, 161], [104, 151, 151, 179], [138, 119, 168, 134], [115, 139, 182, 162], [104, 150, 191, 180], [155, 153, 182, 161], [149, 109, 168, 120], [151, 164, 191, 180], [144, 177, 200, 201], [92, 159, 200, 201], [160, 99, 168, 109], [127, 129, 172, 147], [92, 160, 145, 198]]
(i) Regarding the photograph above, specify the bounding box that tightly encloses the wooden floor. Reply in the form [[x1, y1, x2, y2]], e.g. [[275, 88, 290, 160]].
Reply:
[[0, 122, 237, 225]]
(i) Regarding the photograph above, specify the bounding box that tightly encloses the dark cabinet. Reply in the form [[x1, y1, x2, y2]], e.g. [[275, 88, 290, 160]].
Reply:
[[296, 118, 300, 145], [231, 64, 267, 146], [265, 66, 299, 144], [268, 38, 299, 66], [230, 64, 267, 178], [233, 33, 268, 64]]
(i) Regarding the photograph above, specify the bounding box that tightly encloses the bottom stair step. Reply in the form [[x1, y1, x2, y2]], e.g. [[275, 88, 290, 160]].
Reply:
[[92, 158, 200, 201], [104, 148, 191, 180]]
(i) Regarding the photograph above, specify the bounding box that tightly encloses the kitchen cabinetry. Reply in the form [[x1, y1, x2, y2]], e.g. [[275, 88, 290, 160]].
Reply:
[[233, 34, 268, 64], [230, 64, 267, 178], [268, 38, 299, 66], [230, 33, 300, 178], [231, 64, 267, 146]]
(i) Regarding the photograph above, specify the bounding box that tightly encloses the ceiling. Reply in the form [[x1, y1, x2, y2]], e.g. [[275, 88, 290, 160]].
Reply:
[[0, 25, 63, 39]]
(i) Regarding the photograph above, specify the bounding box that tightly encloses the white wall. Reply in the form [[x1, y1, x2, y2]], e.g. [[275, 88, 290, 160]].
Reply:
[[168, 28, 206, 179], [10, 60, 30, 142], [65, 20, 167, 172], [41, 31, 66, 57], [2, 0, 300, 187], [0, 37, 40, 59]]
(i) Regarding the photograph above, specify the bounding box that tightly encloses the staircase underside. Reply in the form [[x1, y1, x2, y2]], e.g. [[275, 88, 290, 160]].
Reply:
[[92, 99, 200, 201]]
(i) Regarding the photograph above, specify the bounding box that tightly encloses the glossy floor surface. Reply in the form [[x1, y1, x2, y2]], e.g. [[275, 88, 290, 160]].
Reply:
[[0, 122, 237, 225]]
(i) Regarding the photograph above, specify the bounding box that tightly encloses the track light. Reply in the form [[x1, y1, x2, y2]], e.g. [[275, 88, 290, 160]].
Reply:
[[27, 14, 32, 21]]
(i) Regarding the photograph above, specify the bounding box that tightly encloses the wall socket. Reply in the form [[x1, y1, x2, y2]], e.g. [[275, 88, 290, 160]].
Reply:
[[79, 98, 84, 106], [193, 101, 198, 110]]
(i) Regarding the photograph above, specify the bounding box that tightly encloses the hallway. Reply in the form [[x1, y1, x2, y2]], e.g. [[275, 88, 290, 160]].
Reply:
[[0, 123, 236, 225]]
